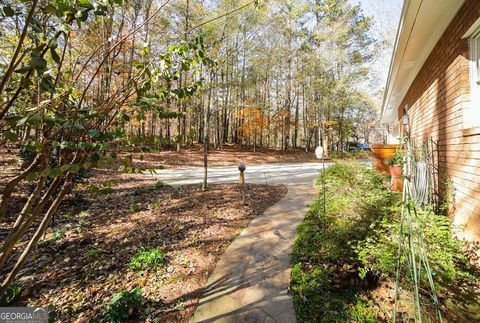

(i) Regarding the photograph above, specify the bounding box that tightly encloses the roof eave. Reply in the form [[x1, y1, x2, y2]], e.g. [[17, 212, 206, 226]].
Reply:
[[380, 0, 466, 125]]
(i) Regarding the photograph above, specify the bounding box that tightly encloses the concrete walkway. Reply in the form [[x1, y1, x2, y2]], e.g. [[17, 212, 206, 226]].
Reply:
[[190, 183, 318, 322], [153, 162, 327, 322]]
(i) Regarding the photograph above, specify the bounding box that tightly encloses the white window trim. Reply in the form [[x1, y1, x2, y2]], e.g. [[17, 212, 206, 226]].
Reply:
[[464, 25, 480, 134]]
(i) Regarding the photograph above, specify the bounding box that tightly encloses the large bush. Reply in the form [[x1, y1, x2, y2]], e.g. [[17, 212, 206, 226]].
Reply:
[[292, 162, 398, 321], [291, 162, 480, 322]]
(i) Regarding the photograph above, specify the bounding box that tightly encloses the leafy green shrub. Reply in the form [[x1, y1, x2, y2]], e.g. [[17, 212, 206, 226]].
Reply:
[[292, 161, 480, 322], [0, 283, 21, 306], [128, 248, 165, 271], [385, 150, 404, 166], [291, 263, 330, 294], [349, 299, 379, 323], [291, 263, 343, 321], [292, 162, 395, 321], [355, 206, 479, 292], [103, 287, 144, 322], [299, 162, 397, 263]]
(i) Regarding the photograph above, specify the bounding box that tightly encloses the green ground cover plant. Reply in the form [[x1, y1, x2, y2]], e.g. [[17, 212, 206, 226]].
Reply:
[[128, 248, 165, 272], [103, 287, 144, 322], [291, 162, 480, 322]]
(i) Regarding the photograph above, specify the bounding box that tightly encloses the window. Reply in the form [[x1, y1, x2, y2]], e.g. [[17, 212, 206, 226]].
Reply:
[[465, 26, 480, 133], [387, 123, 400, 144]]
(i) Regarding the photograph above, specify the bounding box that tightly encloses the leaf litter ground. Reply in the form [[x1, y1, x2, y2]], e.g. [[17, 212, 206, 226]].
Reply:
[[2, 165, 287, 322]]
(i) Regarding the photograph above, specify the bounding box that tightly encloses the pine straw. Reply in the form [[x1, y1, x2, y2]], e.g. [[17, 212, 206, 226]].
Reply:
[[5, 171, 287, 322]]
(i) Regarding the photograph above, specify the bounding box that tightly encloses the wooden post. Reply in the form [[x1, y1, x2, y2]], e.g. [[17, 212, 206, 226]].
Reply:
[[238, 164, 246, 186], [239, 171, 245, 186]]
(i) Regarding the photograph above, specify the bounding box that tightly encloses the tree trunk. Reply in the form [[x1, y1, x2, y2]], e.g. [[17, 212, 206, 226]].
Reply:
[[202, 79, 213, 190], [0, 172, 74, 299], [294, 86, 299, 149]]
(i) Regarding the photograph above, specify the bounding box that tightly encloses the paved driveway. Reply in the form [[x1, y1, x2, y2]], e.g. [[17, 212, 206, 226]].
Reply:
[[153, 162, 329, 186]]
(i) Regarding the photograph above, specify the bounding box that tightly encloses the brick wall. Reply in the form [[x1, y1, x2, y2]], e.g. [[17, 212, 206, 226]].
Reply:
[[398, 0, 480, 240]]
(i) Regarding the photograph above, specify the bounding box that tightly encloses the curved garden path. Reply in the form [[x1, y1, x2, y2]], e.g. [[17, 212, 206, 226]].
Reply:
[[154, 162, 327, 322]]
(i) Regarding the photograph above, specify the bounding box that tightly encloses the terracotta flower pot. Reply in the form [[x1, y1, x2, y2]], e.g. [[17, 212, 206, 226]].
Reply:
[[389, 165, 403, 179], [389, 165, 403, 192]]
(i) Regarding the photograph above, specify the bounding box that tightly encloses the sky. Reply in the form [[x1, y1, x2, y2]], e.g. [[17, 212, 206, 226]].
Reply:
[[353, 0, 403, 95], [356, 0, 403, 21]]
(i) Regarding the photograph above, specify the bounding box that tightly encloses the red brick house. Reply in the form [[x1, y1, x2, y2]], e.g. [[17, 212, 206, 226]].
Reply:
[[381, 0, 480, 240]]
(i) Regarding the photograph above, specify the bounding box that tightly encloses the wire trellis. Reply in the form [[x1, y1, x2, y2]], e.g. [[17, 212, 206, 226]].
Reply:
[[410, 138, 439, 209], [393, 138, 443, 322]]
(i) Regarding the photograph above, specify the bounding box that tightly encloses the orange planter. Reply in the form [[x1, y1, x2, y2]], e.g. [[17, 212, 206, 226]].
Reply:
[[371, 144, 401, 174], [389, 165, 403, 192], [389, 165, 403, 178]]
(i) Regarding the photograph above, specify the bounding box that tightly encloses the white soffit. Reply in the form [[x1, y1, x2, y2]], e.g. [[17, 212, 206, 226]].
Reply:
[[380, 0, 466, 124]]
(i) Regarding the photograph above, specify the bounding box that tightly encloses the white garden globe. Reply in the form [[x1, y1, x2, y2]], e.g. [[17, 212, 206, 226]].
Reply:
[[315, 146, 324, 159]]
